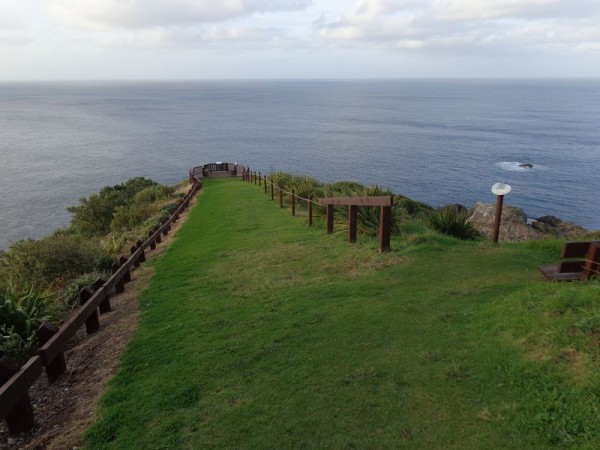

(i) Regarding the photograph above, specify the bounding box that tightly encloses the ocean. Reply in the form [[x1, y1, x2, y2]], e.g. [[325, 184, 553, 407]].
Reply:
[[1, 79, 599, 249]]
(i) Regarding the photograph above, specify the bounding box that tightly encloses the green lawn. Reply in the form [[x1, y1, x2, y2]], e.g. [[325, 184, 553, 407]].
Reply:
[[86, 177, 600, 449]]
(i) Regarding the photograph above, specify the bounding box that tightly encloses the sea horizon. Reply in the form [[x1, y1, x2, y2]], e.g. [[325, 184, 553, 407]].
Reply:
[[1, 78, 599, 249]]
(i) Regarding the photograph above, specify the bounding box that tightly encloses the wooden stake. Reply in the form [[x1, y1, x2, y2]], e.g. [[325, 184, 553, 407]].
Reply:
[[379, 199, 393, 252], [308, 195, 313, 226], [37, 323, 67, 383], [327, 205, 334, 234], [0, 357, 36, 435], [80, 288, 100, 334], [348, 205, 358, 243]]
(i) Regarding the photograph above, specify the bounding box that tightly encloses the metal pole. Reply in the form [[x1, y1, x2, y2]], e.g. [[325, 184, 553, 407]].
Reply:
[[492, 194, 504, 243]]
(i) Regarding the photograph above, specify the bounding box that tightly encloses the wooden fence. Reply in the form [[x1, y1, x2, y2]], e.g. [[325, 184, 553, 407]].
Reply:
[[242, 168, 393, 253], [0, 180, 202, 435]]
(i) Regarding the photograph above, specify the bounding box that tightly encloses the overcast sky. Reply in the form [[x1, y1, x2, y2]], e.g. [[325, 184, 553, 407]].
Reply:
[[1, 0, 600, 80]]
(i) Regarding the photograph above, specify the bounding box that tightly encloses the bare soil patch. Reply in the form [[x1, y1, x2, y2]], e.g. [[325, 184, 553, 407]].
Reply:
[[0, 193, 198, 450]]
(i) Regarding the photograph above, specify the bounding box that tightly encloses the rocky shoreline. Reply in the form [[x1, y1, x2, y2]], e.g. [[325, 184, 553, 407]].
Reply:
[[463, 202, 591, 242]]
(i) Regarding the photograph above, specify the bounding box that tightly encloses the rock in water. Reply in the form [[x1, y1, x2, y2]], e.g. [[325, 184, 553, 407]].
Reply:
[[533, 215, 588, 237]]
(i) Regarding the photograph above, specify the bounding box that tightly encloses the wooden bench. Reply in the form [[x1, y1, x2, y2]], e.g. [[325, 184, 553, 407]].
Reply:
[[539, 240, 600, 281]]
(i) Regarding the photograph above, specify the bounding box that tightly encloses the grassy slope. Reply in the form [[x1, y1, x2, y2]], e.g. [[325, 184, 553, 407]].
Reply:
[[86, 178, 600, 449]]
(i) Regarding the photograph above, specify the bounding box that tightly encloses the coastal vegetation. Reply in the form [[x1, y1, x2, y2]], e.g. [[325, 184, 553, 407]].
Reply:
[[0, 177, 186, 362], [84, 177, 600, 449]]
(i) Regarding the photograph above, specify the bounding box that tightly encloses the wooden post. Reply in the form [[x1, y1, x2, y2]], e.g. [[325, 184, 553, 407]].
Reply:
[[327, 205, 334, 234], [136, 240, 146, 263], [279, 188, 283, 208], [492, 194, 504, 243], [94, 279, 111, 314], [37, 323, 67, 383], [130, 245, 140, 267], [291, 189, 296, 216], [112, 262, 125, 294], [0, 357, 36, 434], [308, 195, 313, 226], [155, 226, 162, 244], [264, 176, 267, 194], [271, 179, 274, 200], [80, 288, 100, 334], [149, 230, 156, 250], [254, 172, 257, 185], [348, 205, 358, 243], [259, 172, 261, 186], [379, 197, 393, 252], [119, 256, 132, 283]]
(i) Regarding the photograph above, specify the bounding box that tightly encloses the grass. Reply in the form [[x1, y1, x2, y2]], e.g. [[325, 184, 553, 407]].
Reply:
[[85, 177, 600, 449]]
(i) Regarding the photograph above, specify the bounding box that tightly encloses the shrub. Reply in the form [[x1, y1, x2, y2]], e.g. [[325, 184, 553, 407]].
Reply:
[[426, 207, 481, 240], [0, 234, 110, 289], [100, 233, 132, 255], [270, 172, 322, 197], [111, 203, 158, 232], [61, 271, 108, 310], [322, 181, 367, 197], [395, 196, 433, 218], [68, 177, 158, 236], [0, 283, 56, 363], [133, 185, 175, 205]]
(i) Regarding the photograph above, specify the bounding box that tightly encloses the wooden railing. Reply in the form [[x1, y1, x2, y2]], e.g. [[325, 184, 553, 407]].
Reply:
[[0, 179, 202, 435], [242, 168, 393, 253]]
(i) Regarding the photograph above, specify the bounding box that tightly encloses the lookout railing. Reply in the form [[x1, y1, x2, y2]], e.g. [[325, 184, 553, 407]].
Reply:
[[0, 179, 202, 435], [242, 168, 393, 253]]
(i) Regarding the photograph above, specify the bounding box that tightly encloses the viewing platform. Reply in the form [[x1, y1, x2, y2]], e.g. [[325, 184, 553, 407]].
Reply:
[[189, 162, 246, 182]]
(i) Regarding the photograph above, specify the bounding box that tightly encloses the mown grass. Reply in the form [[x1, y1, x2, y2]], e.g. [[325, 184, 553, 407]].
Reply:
[[86, 178, 600, 449]]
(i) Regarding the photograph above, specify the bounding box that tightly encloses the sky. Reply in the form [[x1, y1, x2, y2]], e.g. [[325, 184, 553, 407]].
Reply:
[[1, 0, 600, 80]]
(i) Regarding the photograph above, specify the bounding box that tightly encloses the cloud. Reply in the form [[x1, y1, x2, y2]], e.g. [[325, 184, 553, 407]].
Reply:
[[317, 0, 600, 53], [47, 0, 312, 30], [96, 25, 291, 49]]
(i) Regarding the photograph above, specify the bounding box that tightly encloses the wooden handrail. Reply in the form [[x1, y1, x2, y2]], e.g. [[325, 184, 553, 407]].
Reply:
[[1, 176, 203, 435]]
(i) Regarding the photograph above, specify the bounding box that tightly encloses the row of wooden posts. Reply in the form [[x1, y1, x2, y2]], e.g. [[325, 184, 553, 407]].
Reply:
[[0, 181, 202, 436], [242, 169, 393, 252]]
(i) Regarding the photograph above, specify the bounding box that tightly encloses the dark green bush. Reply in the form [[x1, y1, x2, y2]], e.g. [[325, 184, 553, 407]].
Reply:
[[395, 196, 433, 217], [0, 283, 56, 363], [322, 181, 368, 197], [426, 207, 481, 240], [270, 172, 322, 199]]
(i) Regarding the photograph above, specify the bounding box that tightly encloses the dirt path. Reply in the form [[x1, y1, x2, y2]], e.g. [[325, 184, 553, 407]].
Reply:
[[0, 192, 198, 450]]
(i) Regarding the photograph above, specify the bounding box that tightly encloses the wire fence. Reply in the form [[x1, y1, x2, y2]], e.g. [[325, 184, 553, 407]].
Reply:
[[242, 168, 393, 252]]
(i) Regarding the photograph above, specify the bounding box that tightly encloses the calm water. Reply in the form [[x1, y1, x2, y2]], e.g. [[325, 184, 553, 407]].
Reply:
[[1, 80, 599, 249]]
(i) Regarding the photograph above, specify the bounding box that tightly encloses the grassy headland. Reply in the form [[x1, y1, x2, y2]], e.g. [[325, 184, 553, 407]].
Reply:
[[86, 177, 600, 449]]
